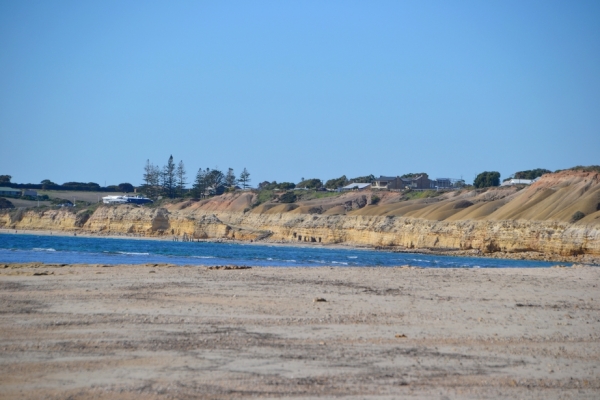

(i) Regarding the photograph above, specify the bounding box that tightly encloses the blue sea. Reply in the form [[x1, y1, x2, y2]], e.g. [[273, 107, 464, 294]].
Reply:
[[0, 233, 569, 268]]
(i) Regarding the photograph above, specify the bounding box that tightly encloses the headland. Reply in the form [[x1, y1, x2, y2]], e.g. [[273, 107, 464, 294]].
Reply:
[[1, 169, 599, 264]]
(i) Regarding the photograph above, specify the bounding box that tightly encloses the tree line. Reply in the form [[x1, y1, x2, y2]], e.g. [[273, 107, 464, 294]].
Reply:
[[0, 175, 134, 192], [140, 156, 251, 199], [1, 164, 566, 201]]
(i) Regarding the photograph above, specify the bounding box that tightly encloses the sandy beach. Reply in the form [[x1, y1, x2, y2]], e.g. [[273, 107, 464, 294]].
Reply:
[[0, 262, 599, 399]]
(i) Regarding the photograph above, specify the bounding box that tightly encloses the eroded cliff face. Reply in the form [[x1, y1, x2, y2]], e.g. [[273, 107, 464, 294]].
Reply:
[[1, 170, 599, 258]]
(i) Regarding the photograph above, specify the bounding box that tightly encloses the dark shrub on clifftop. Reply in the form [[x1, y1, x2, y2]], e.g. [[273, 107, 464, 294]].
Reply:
[[0, 198, 14, 209], [570, 211, 585, 223], [279, 192, 297, 203], [473, 171, 500, 188]]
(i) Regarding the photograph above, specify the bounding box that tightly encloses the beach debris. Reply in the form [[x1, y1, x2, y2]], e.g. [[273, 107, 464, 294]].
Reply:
[[515, 303, 541, 307], [149, 270, 156, 273], [207, 265, 252, 270], [32, 271, 52, 276], [313, 297, 327, 303], [395, 334, 408, 338], [571, 264, 591, 269]]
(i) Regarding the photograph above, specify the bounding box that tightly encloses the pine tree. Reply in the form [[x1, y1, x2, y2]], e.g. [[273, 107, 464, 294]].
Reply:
[[224, 168, 237, 187], [192, 168, 208, 198], [143, 160, 153, 187], [175, 160, 187, 197], [239, 168, 251, 189], [150, 164, 160, 196], [142, 160, 161, 198], [162, 155, 176, 198]]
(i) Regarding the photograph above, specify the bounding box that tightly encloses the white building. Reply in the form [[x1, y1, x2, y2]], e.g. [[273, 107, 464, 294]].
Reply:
[[341, 183, 371, 191], [501, 178, 540, 186]]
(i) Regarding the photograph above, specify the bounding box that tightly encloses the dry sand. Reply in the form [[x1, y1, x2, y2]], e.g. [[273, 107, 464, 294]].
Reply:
[[0, 263, 599, 399]]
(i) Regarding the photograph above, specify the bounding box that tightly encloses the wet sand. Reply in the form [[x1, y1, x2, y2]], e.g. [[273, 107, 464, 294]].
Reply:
[[0, 263, 599, 399]]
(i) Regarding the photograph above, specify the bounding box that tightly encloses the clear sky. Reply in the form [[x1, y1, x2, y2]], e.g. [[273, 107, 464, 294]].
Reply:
[[1, 0, 598, 187]]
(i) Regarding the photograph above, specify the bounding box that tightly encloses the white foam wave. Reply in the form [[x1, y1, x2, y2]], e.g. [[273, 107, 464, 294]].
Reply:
[[117, 251, 150, 256], [32, 248, 56, 252]]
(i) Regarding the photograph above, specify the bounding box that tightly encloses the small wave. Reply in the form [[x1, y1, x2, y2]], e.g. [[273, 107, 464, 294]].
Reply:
[[32, 248, 56, 252], [331, 261, 349, 265], [285, 259, 297, 263], [267, 257, 273, 261], [347, 256, 358, 259], [410, 258, 432, 263], [191, 256, 216, 259], [117, 251, 150, 256]]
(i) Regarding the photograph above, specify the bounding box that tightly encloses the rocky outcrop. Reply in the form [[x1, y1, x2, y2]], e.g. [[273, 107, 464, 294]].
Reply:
[[1, 208, 78, 231], [203, 211, 600, 257]]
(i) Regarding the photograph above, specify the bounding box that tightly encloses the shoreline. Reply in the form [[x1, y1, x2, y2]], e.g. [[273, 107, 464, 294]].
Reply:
[[2, 227, 599, 265]]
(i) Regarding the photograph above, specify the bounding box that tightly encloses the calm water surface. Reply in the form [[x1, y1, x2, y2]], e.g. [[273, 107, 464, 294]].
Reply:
[[0, 233, 568, 268]]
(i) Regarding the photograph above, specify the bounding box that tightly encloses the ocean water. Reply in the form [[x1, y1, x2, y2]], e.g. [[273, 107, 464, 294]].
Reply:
[[0, 233, 568, 268]]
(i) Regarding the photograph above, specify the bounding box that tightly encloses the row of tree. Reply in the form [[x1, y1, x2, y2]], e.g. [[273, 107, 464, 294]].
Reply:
[[141, 157, 187, 198], [2, 163, 555, 202], [261, 172, 499, 192], [0, 175, 134, 192], [191, 167, 250, 197], [257, 174, 377, 192], [141, 156, 251, 199], [512, 168, 551, 180]]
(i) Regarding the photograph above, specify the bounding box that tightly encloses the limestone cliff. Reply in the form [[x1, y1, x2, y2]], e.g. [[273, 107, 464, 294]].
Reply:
[[2, 170, 599, 259]]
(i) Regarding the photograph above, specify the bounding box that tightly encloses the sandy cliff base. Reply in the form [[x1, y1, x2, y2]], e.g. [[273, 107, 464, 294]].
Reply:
[[1, 263, 599, 399]]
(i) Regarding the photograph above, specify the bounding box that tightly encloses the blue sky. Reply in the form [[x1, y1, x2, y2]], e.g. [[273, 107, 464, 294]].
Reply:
[[1, 0, 598, 187]]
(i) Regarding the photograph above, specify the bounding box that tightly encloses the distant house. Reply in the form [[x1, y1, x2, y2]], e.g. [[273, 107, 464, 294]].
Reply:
[[0, 187, 21, 198], [372, 174, 466, 191], [341, 183, 371, 191], [372, 174, 430, 190], [405, 174, 430, 190], [372, 176, 404, 190], [430, 178, 452, 189], [23, 189, 38, 197]]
